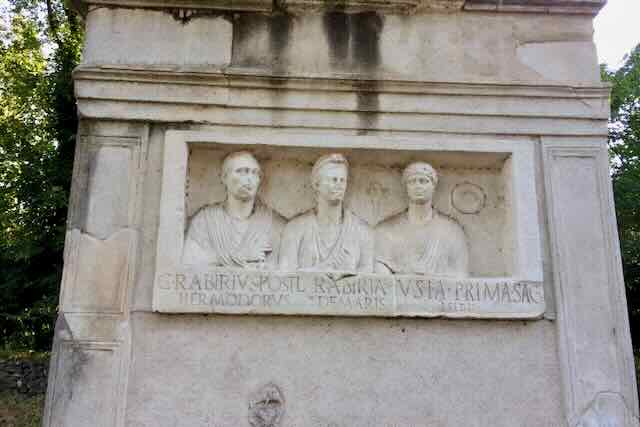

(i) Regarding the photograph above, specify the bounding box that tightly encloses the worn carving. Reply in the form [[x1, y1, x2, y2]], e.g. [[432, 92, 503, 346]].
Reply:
[[64, 228, 134, 313], [248, 383, 285, 427], [279, 153, 374, 272], [155, 269, 545, 318], [451, 181, 486, 214], [575, 392, 631, 427], [375, 162, 469, 277], [182, 152, 284, 269]]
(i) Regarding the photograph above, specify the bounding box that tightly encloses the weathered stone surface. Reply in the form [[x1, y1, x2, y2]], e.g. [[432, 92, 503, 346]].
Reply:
[[79, 11, 600, 83], [125, 313, 565, 426], [155, 269, 545, 318], [83, 9, 232, 68], [74, 0, 605, 15], [44, 1, 638, 426]]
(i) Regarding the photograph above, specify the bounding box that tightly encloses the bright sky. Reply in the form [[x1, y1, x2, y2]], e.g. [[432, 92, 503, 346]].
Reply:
[[594, 0, 640, 69]]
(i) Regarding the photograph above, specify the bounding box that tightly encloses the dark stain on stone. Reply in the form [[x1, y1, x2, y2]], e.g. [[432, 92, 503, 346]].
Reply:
[[231, 13, 268, 67], [266, 7, 293, 124], [78, 144, 97, 232], [231, 11, 292, 75], [52, 314, 90, 402], [353, 12, 383, 134], [322, 11, 383, 134], [323, 11, 350, 68], [350, 11, 383, 71], [355, 80, 380, 134], [165, 9, 232, 24], [269, 10, 293, 75]]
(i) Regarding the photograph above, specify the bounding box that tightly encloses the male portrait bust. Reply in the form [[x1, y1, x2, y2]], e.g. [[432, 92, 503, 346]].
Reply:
[[375, 162, 469, 277], [279, 153, 374, 272], [182, 151, 284, 269]]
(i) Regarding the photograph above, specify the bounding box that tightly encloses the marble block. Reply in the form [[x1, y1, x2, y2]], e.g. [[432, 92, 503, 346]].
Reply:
[[43, 1, 638, 426]]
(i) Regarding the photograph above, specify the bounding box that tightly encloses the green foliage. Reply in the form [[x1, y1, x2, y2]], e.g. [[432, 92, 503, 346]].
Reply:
[[602, 44, 640, 348], [0, 0, 82, 352]]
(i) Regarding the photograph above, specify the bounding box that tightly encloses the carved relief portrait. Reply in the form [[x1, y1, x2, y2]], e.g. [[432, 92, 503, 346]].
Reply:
[[279, 153, 374, 272], [182, 151, 284, 269], [375, 162, 469, 277]]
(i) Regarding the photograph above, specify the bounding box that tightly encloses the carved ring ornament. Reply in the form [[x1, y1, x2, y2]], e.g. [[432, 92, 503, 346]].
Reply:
[[451, 182, 486, 214]]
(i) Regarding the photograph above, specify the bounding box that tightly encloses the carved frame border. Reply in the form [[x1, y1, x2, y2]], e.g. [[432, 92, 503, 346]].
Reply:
[[542, 139, 639, 425], [152, 128, 544, 312], [60, 136, 143, 314]]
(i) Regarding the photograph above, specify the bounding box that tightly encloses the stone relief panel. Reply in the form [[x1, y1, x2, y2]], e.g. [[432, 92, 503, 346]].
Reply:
[[183, 151, 284, 269], [186, 146, 506, 277], [154, 132, 544, 318], [278, 153, 374, 273], [375, 162, 469, 277]]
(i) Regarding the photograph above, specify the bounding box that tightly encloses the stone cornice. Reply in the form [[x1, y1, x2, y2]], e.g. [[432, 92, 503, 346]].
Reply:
[[73, 66, 611, 99], [463, 0, 605, 14], [72, 66, 610, 136], [77, 0, 605, 15]]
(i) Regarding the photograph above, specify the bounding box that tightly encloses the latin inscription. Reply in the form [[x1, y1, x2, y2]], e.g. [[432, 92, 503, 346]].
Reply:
[[155, 269, 545, 318]]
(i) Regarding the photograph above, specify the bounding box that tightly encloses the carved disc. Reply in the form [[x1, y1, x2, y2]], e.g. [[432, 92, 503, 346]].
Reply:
[[451, 182, 486, 214]]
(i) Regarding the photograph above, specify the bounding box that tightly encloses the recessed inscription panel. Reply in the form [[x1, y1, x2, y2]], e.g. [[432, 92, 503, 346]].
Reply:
[[155, 269, 544, 318]]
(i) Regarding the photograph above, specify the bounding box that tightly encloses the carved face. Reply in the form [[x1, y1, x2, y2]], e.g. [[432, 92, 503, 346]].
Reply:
[[405, 173, 435, 203], [223, 155, 261, 202], [314, 163, 348, 204]]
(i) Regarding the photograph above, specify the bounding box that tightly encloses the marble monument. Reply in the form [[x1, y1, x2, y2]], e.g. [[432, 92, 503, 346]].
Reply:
[[44, 0, 639, 426]]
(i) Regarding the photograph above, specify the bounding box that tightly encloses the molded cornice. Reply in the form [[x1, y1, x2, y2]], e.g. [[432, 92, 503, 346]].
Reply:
[[75, 0, 605, 16]]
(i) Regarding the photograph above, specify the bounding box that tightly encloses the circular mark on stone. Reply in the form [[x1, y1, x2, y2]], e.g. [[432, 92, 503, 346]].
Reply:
[[248, 383, 285, 427], [451, 182, 486, 214]]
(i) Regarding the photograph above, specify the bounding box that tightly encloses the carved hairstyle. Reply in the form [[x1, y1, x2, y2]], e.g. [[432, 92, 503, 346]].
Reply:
[[402, 162, 438, 186], [221, 151, 262, 183], [311, 153, 349, 188]]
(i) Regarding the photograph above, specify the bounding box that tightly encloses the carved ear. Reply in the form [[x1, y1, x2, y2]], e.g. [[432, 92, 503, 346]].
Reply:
[[220, 169, 228, 187]]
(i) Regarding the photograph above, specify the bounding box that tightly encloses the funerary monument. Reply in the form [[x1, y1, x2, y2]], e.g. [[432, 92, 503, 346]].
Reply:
[[43, 0, 639, 425]]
